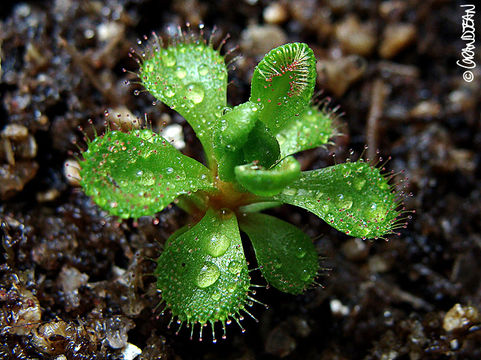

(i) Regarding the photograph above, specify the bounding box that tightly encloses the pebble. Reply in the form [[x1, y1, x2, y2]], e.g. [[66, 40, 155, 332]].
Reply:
[[265, 324, 297, 357], [368, 255, 391, 273], [409, 100, 442, 119], [57, 265, 89, 310], [16, 134, 38, 159], [162, 123, 185, 150], [1, 123, 28, 141], [0, 161, 39, 200], [3, 285, 42, 336], [341, 237, 370, 261], [446, 88, 476, 113], [105, 316, 136, 349], [379, 23, 416, 59], [97, 21, 123, 42], [120, 343, 142, 360], [240, 24, 287, 57], [330, 298, 350, 316], [316, 55, 366, 96], [36, 188, 60, 202], [263, 2, 289, 24], [443, 303, 480, 332], [335, 15, 376, 56], [64, 159, 81, 186], [106, 106, 140, 131]]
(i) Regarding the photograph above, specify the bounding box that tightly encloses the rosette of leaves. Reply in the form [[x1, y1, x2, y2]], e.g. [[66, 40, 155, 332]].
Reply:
[[79, 36, 401, 341]]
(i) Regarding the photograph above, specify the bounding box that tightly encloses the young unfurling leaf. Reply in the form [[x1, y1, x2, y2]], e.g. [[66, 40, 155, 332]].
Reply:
[[250, 43, 317, 133]]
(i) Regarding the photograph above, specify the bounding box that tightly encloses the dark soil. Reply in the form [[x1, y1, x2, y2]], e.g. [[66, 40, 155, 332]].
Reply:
[[1, 0, 481, 359]]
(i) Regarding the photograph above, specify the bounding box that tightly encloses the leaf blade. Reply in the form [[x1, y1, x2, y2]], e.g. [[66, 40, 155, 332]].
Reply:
[[239, 213, 318, 294], [277, 105, 336, 157], [250, 43, 317, 133], [155, 208, 250, 325], [140, 40, 228, 159], [273, 161, 401, 239], [235, 156, 300, 196], [79, 129, 215, 219]]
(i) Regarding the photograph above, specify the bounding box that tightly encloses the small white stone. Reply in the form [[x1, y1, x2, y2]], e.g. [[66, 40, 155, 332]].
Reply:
[[330, 299, 350, 316], [1, 124, 28, 141], [121, 343, 142, 360], [97, 22, 123, 42], [162, 123, 185, 150], [64, 159, 81, 186], [84, 28, 95, 39], [263, 2, 288, 24]]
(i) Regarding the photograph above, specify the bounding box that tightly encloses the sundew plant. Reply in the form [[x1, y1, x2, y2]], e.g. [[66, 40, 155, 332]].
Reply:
[[79, 30, 403, 342]]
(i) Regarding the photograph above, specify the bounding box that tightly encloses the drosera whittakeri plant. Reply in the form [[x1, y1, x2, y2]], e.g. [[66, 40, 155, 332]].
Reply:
[[78, 28, 406, 342]]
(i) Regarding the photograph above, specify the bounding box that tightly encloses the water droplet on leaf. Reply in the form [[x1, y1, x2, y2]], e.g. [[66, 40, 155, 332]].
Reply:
[[211, 290, 221, 301], [175, 66, 187, 79], [295, 247, 306, 259], [198, 64, 209, 76], [282, 188, 296, 196], [196, 262, 220, 288], [164, 85, 175, 98], [228, 261, 242, 274], [138, 169, 155, 186], [207, 235, 230, 257], [185, 83, 204, 104], [301, 269, 311, 281], [163, 53, 176, 67]]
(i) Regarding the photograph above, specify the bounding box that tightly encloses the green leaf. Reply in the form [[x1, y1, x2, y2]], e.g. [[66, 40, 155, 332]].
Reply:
[[140, 40, 227, 161], [238, 201, 282, 213], [273, 161, 401, 239], [215, 102, 259, 152], [239, 213, 318, 294], [214, 150, 245, 183], [250, 43, 316, 133], [277, 105, 335, 158], [155, 208, 250, 326], [235, 156, 300, 196], [213, 105, 280, 182], [241, 121, 280, 168], [212, 102, 260, 182], [79, 129, 215, 219]]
